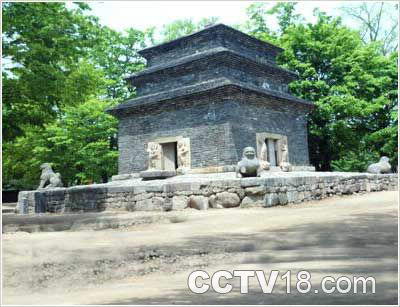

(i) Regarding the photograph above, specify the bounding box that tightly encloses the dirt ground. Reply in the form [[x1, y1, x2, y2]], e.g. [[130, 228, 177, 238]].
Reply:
[[2, 191, 398, 305]]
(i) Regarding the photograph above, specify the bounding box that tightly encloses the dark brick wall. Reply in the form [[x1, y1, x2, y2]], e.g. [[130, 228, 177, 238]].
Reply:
[[118, 96, 310, 174], [117, 99, 238, 173], [114, 24, 311, 174], [134, 58, 290, 97], [220, 35, 277, 65], [229, 99, 310, 165], [144, 36, 221, 67]]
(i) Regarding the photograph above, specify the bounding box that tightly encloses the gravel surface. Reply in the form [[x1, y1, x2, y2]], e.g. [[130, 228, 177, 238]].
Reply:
[[3, 190, 398, 305]]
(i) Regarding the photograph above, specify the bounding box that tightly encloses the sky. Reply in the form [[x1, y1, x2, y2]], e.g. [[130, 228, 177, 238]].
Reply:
[[79, 1, 355, 33]]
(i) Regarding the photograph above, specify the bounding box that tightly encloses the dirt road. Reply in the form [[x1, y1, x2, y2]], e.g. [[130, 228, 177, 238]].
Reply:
[[2, 191, 398, 305]]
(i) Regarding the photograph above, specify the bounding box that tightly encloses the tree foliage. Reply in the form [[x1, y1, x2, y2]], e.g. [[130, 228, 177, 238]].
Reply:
[[2, 2, 154, 189], [244, 2, 302, 41], [160, 17, 219, 42], [266, 2, 302, 35], [91, 26, 155, 101], [2, 2, 102, 141], [277, 11, 397, 171], [244, 4, 397, 172], [3, 99, 118, 189]]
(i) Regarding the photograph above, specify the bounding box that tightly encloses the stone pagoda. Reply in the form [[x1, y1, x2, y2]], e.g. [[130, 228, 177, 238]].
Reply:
[[108, 23, 314, 175]]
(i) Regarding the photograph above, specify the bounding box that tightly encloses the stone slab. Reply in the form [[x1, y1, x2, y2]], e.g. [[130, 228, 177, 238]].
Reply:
[[139, 170, 176, 180], [292, 165, 316, 172], [111, 173, 140, 181]]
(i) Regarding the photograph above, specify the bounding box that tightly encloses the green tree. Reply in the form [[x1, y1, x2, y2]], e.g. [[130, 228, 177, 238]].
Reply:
[[267, 2, 301, 34], [160, 17, 219, 42], [244, 2, 302, 41], [3, 99, 118, 189], [277, 11, 398, 171], [2, 2, 103, 141], [2, 2, 135, 190], [91, 26, 155, 101]]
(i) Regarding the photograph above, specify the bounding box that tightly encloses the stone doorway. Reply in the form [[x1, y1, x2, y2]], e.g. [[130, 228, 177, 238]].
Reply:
[[256, 132, 288, 166], [161, 142, 178, 171], [265, 138, 279, 166], [148, 136, 191, 172]]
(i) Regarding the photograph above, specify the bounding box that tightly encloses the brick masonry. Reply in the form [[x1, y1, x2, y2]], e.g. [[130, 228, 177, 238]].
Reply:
[[117, 96, 310, 174], [108, 24, 314, 174]]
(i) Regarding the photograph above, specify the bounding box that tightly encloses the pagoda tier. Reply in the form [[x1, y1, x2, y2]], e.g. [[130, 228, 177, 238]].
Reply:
[[108, 23, 314, 174], [126, 47, 298, 97], [138, 23, 283, 67], [109, 77, 313, 116], [110, 24, 308, 116]]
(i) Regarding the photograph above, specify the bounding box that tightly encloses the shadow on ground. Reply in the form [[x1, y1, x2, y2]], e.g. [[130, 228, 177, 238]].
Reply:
[[102, 212, 398, 305]]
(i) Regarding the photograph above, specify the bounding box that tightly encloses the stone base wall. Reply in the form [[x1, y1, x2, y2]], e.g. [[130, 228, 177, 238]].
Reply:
[[18, 173, 397, 214], [18, 186, 108, 214]]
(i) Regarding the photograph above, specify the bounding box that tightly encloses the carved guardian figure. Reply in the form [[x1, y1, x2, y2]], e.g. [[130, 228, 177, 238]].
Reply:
[[177, 139, 190, 174], [367, 156, 391, 174], [259, 142, 271, 170], [236, 147, 261, 178], [279, 142, 292, 172], [38, 163, 63, 189], [147, 142, 162, 170]]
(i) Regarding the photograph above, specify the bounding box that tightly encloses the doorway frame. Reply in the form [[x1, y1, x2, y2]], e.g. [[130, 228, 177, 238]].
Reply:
[[150, 136, 191, 170], [256, 132, 288, 165]]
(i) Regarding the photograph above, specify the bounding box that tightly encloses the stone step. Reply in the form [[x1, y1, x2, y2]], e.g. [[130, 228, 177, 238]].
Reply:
[[2, 206, 17, 214]]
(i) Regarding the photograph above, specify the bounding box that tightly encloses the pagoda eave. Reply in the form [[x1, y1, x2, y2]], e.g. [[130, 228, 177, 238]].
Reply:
[[126, 47, 298, 83], [107, 78, 313, 117], [138, 23, 284, 59]]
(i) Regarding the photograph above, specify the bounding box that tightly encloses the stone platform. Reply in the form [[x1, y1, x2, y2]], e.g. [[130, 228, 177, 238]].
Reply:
[[17, 172, 398, 214], [139, 170, 176, 180]]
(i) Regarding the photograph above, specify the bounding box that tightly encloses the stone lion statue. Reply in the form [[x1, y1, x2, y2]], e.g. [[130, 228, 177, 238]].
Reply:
[[367, 156, 391, 174], [236, 147, 261, 178], [38, 163, 63, 189]]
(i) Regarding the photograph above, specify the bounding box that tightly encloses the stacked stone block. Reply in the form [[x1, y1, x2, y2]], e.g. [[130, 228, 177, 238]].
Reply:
[[18, 173, 398, 214]]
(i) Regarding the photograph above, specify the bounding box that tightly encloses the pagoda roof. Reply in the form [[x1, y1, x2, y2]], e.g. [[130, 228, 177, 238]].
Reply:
[[108, 77, 313, 116], [138, 23, 283, 59], [126, 47, 298, 83]]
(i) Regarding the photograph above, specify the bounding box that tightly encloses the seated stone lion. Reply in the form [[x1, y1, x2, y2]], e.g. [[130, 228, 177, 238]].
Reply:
[[38, 163, 63, 189], [367, 156, 391, 174], [236, 147, 261, 178]]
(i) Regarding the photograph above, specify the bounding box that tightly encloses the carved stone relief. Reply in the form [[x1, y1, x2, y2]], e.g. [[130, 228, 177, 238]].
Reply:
[[177, 138, 191, 174], [256, 132, 290, 171], [259, 142, 270, 170], [147, 142, 163, 170], [145, 136, 191, 174], [279, 140, 292, 172]]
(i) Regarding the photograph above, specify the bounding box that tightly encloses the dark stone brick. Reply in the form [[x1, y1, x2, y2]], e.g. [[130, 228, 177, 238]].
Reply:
[[108, 23, 314, 174]]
